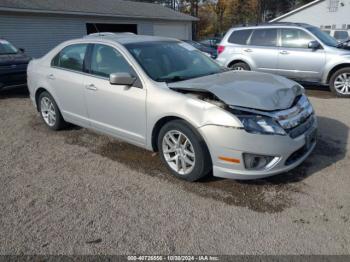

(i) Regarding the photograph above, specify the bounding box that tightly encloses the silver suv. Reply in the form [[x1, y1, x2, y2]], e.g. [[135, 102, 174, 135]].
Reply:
[[217, 23, 350, 97]]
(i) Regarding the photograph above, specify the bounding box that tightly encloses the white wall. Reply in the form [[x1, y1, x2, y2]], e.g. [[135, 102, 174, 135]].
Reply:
[[277, 0, 350, 29]]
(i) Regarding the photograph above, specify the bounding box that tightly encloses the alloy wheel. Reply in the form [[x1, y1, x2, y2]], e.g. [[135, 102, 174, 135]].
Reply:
[[233, 66, 245, 71], [334, 73, 350, 95], [40, 97, 56, 127], [162, 130, 196, 175]]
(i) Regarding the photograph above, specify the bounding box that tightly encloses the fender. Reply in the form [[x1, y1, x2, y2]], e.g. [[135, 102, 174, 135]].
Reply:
[[322, 55, 350, 84]]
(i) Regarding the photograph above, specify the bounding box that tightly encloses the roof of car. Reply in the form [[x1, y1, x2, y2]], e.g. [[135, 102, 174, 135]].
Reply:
[[83, 33, 179, 44], [231, 22, 314, 30]]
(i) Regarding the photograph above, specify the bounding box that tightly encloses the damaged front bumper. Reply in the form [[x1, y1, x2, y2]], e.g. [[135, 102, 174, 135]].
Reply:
[[198, 115, 317, 180]]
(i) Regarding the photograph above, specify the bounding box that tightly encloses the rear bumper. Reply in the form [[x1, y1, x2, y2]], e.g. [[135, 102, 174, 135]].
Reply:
[[198, 115, 317, 180]]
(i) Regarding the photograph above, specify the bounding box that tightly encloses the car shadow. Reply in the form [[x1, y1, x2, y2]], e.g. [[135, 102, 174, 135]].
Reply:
[[0, 86, 29, 99]]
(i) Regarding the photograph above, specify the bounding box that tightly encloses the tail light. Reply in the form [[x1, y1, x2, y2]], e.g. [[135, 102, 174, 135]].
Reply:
[[217, 45, 225, 55]]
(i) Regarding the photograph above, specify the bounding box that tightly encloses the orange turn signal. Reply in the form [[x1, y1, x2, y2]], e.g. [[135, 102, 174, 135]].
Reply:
[[218, 156, 241, 164]]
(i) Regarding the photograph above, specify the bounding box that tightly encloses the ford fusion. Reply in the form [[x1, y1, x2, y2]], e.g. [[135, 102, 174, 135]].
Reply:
[[27, 33, 317, 181]]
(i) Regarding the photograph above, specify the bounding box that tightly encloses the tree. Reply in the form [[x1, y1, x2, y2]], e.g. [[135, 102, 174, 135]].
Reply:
[[130, 0, 315, 38]]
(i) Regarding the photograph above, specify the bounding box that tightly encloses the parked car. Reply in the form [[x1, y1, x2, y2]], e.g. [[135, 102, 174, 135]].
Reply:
[[217, 23, 350, 97], [0, 39, 30, 90], [322, 29, 349, 43], [27, 33, 317, 181], [183, 40, 217, 58], [200, 37, 222, 48]]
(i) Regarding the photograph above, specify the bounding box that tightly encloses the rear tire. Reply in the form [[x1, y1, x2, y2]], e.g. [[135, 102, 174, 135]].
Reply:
[[329, 67, 350, 97], [38, 91, 67, 130], [158, 120, 212, 182], [230, 62, 250, 71]]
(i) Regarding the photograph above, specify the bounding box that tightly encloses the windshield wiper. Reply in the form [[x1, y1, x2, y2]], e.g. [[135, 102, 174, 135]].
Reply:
[[337, 39, 350, 47], [157, 70, 224, 83], [156, 76, 187, 83]]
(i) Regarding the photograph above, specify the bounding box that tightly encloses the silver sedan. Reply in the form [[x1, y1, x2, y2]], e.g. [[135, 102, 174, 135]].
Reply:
[[27, 33, 317, 181]]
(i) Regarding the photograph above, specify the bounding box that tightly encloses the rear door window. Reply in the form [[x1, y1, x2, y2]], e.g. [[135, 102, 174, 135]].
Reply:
[[52, 44, 88, 72], [228, 29, 252, 45], [249, 29, 278, 47]]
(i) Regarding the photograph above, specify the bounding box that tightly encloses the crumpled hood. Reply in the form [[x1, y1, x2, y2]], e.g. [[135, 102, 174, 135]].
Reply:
[[0, 53, 31, 66], [168, 71, 303, 111]]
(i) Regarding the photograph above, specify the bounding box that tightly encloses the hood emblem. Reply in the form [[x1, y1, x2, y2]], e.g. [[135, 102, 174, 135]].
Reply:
[[11, 64, 17, 68]]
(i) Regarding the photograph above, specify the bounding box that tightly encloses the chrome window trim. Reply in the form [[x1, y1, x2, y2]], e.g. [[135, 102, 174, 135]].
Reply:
[[51, 65, 143, 87], [50, 50, 143, 87]]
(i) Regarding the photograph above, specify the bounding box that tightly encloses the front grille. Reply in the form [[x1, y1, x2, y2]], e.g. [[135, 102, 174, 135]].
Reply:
[[273, 95, 314, 130], [268, 95, 314, 138], [287, 115, 315, 139]]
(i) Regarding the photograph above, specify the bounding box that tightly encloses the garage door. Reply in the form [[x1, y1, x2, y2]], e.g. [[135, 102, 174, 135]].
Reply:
[[153, 23, 190, 40], [0, 14, 86, 58]]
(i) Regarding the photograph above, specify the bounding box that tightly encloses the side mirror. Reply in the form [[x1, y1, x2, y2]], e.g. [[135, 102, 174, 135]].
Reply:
[[308, 40, 321, 50], [18, 48, 25, 53], [109, 73, 136, 86]]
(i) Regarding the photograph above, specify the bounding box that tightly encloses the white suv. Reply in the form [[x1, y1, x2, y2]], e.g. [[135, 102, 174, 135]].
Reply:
[[217, 23, 350, 97]]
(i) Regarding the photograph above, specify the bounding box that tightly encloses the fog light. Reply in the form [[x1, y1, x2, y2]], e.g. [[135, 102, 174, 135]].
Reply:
[[243, 153, 276, 170]]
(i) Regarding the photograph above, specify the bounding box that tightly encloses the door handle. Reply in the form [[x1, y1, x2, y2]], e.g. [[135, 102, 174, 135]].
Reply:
[[280, 50, 289, 55], [85, 84, 98, 91], [47, 74, 55, 80], [244, 49, 253, 53]]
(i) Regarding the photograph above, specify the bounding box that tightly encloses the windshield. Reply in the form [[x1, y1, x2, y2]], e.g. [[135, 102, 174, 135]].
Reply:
[[125, 41, 223, 83], [0, 40, 18, 55], [307, 27, 339, 47]]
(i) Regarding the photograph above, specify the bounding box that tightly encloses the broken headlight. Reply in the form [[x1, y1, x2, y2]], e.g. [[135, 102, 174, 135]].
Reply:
[[238, 115, 286, 136]]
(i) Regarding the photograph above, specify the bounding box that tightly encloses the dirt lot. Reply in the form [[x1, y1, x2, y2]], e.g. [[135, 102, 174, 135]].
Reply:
[[0, 86, 349, 255]]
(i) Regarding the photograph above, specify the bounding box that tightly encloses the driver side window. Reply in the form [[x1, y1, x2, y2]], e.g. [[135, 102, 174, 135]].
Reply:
[[90, 44, 134, 78], [281, 28, 315, 49]]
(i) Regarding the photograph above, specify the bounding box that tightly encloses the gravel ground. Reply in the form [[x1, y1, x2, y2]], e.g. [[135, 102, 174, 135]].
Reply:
[[0, 86, 349, 255]]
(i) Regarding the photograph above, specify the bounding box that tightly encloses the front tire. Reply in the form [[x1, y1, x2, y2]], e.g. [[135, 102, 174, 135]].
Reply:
[[38, 91, 66, 130], [329, 67, 350, 97], [158, 120, 212, 182]]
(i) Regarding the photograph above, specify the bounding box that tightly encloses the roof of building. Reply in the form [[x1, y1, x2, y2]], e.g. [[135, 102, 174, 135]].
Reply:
[[270, 0, 323, 22], [0, 0, 198, 21]]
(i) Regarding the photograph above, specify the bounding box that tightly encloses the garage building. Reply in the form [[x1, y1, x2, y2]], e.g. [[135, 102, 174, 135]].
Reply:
[[0, 0, 197, 57]]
